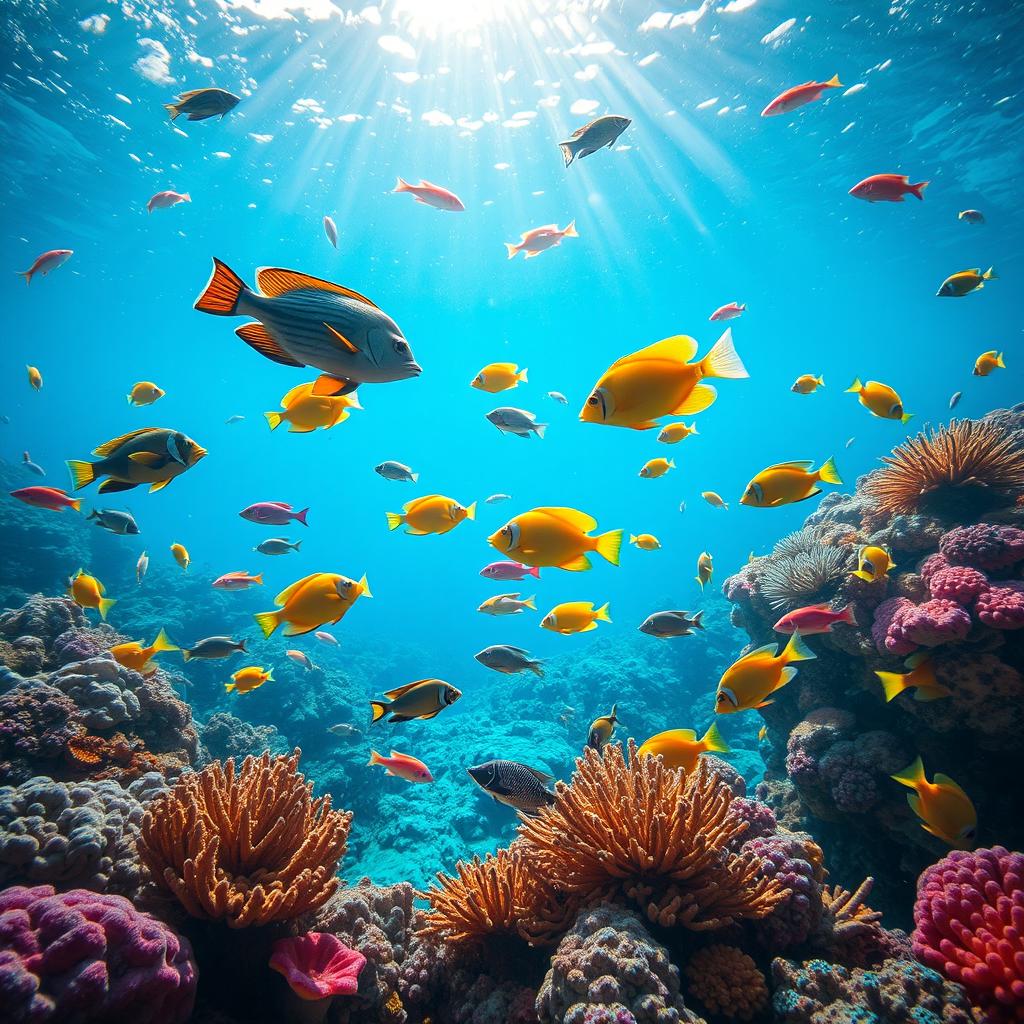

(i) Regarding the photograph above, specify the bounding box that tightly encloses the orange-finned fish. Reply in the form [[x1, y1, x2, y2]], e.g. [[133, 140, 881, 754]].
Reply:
[[26, 365, 42, 390], [792, 374, 824, 394], [849, 174, 929, 203], [630, 534, 661, 551], [852, 545, 895, 583], [541, 601, 611, 635], [213, 571, 263, 591], [393, 177, 465, 212], [10, 486, 80, 512], [774, 604, 856, 636], [875, 656, 952, 703], [715, 632, 816, 714], [640, 458, 675, 479], [471, 363, 528, 393], [973, 350, 1005, 377], [709, 302, 746, 321], [170, 543, 190, 571], [890, 756, 976, 848], [265, 381, 361, 433], [489, 507, 622, 571], [505, 222, 577, 260], [69, 570, 115, 621], [111, 629, 179, 675], [368, 749, 433, 784], [937, 267, 996, 298], [657, 421, 699, 444], [695, 551, 713, 590], [740, 458, 842, 508], [147, 191, 191, 214], [762, 75, 842, 116], [255, 572, 371, 638], [127, 382, 165, 406], [226, 665, 273, 695], [386, 495, 476, 536], [587, 704, 618, 750], [637, 723, 730, 773], [18, 249, 73, 285]]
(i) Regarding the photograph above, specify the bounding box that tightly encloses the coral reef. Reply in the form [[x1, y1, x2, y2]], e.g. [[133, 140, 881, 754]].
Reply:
[[683, 944, 768, 1020], [0, 680, 81, 784], [744, 832, 825, 950], [269, 932, 365, 1022], [198, 711, 288, 764]]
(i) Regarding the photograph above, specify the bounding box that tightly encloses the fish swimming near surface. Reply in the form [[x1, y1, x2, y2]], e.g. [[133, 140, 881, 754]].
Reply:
[[505, 221, 578, 260], [639, 458, 674, 479], [559, 114, 631, 166], [716, 632, 816, 714], [630, 534, 661, 550], [393, 177, 465, 212], [255, 538, 302, 555], [67, 428, 206, 494], [709, 302, 746, 321], [10, 486, 80, 512], [194, 260, 420, 394], [386, 495, 475, 536], [741, 457, 842, 508], [791, 374, 824, 394], [695, 551, 714, 590], [467, 760, 555, 814], [489, 507, 622, 571], [486, 494, 512, 504], [368, 749, 433, 784], [69, 569, 115, 620], [164, 88, 239, 121], [774, 604, 856, 636], [936, 267, 996, 297], [478, 593, 536, 616], [472, 363, 528, 393], [226, 665, 273, 695], [973, 350, 1005, 376], [181, 636, 247, 662], [475, 644, 544, 676], [761, 75, 842, 116], [486, 407, 547, 438], [147, 191, 190, 214], [541, 600, 611, 635], [315, 631, 338, 646], [875, 655, 953, 703], [18, 249, 73, 285], [657, 422, 698, 444], [480, 560, 541, 581], [370, 679, 462, 724], [27, 366, 42, 390], [639, 609, 704, 639], [240, 502, 309, 527], [849, 174, 929, 202], [587, 704, 618, 750], [852, 544, 895, 583], [87, 508, 140, 535], [255, 572, 371, 638], [637, 723, 730, 773], [110, 628, 178, 675], [580, 329, 747, 429], [323, 215, 338, 248], [127, 382, 165, 407], [213, 571, 263, 591], [375, 461, 419, 482], [22, 452, 45, 476], [170, 543, 190, 571], [846, 378, 912, 423], [890, 756, 976, 848], [958, 209, 984, 224], [136, 551, 149, 585], [265, 381, 361, 433]]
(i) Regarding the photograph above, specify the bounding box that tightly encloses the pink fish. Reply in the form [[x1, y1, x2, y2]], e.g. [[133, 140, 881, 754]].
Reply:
[[709, 302, 746, 322], [17, 249, 73, 285], [212, 571, 264, 591], [239, 502, 309, 527], [10, 486, 81, 512], [761, 75, 842, 117], [368, 749, 433, 784], [147, 190, 191, 213], [480, 560, 541, 581], [393, 177, 465, 212], [286, 649, 315, 670], [505, 221, 578, 260], [774, 603, 856, 636], [315, 631, 338, 646], [849, 174, 929, 203]]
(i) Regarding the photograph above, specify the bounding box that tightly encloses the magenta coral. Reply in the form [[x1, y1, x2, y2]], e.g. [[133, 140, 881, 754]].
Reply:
[[976, 582, 1024, 631], [940, 523, 1024, 570], [269, 932, 365, 1000], [0, 884, 196, 1024], [743, 834, 823, 950], [920, 551, 951, 584], [913, 846, 1024, 1023], [928, 565, 990, 604], [872, 597, 918, 656], [875, 597, 972, 654]]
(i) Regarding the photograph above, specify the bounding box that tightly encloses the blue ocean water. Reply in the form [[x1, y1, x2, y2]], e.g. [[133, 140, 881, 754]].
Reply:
[[1, 0, 1021, 884]]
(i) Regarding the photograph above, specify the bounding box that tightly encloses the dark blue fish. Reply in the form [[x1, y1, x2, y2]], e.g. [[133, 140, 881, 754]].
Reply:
[[165, 88, 239, 122]]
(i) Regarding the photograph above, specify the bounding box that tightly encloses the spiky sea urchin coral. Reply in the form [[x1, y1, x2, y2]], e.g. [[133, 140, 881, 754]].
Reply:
[[864, 419, 1024, 520], [759, 534, 853, 612]]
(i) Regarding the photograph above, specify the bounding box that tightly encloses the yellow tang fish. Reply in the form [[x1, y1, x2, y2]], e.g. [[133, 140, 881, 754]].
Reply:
[[890, 756, 977, 848], [657, 422, 699, 444], [875, 655, 953, 703], [226, 665, 273, 695], [110, 628, 179, 675], [471, 363, 528, 393], [489, 507, 623, 571], [937, 266, 996, 297], [630, 534, 661, 551], [587, 703, 618, 750], [695, 551, 713, 589], [386, 494, 476, 536], [702, 491, 728, 510], [27, 365, 42, 391], [740, 457, 842, 508], [715, 632, 816, 714], [127, 382, 165, 407], [170, 542, 190, 571], [846, 378, 913, 423], [637, 722, 730, 773], [973, 350, 1005, 377], [69, 569, 116, 621], [541, 601, 611, 634], [265, 381, 361, 433], [852, 545, 895, 583], [791, 374, 824, 394], [579, 329, 748, 430], [639, 457, 675, 479], [255, 571, 371, 638]]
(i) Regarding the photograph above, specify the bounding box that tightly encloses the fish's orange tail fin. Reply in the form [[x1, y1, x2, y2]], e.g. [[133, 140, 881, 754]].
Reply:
[[504, 242, 519, 259], [17, 270, 32, 285], [367, 749, 384, 766], [562, 220, 578, 238], [195, 258, 247, 316], [891, 755, 926, 789], [370, 701, 389, 724], [909, 181, 929, 200], [393, 177, 411, 193]]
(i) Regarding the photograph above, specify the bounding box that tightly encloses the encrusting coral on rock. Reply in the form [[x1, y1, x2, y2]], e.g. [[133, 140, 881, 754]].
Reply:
[[683, 943, 768, 1020]]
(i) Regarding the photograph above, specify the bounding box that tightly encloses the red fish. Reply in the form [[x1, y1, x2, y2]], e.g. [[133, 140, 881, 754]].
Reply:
[[367, 749, 433, 784], [709, 302, 746, 322], [393, 177, 465, 212], [147, 190, 191, 213], [17, 249, 73, 285], [212, 571, 264, 591], [761, 75, 842, 117], [774, 603, 856, 636], [10, 486, 81, 512], [849, 174, 929, 203]]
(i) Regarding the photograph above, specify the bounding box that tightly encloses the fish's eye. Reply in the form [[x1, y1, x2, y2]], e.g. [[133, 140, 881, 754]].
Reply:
[[394, 340, 409, 354], [587, 393, 599, 406]]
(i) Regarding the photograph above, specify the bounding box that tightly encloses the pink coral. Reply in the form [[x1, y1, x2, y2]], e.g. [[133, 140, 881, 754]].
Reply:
[[920, 551, 951, 584], [269, 932, 365, 1000], [976, 582, 1024, 631], [913, 846, 1024, 1023], [940, 523, 1024, 570], [872, 597, 918, 655], [928, 565, 990, 604], [874, 597, 972, 654]]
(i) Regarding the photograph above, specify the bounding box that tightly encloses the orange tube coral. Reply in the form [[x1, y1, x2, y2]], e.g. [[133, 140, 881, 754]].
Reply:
[[138, 750, 351, 927], [684, 944, 768, 1020], [517, 741, 788, 929]]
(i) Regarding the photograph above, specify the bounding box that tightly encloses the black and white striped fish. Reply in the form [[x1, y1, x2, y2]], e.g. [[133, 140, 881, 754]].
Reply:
[[467, 759, 555, 815]]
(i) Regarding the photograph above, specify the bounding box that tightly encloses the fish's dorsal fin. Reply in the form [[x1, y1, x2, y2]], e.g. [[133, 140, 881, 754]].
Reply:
[[273, 573, 319, 606], [255, 267, 380, 309], [502, 645, 530, 654], [765, 460, 815, 472], [665, 728, 698, 742], [382, 678, 437, 699], [527, 766, 555, 784], [739, 642, 780, 662], [672, 383, 717, 415], [488, 362, 519, 373], [92, 428, 158, 457], [534, 506, 598, 532], [615, 335, 698, 368], [402, 495, 434, 513], [281, 382, 316, 406], [177, 89, 210, 101]]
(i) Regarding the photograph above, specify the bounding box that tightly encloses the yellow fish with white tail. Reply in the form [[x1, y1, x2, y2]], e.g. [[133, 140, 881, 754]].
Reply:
[[715, 633, 816, 714], [471, 363, 528, 393], [741, 457, 842, 508], [637, 723, 730, 773], [890, 757, 977, 848]]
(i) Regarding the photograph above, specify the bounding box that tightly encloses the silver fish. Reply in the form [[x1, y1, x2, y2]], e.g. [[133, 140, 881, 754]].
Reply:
[[225, 415, 245, 424], [327, 723, 358, 736], [639, 609, 704, 639], [474, 644, 544, 677], [181, 636, 246, 662], [949, 391, 962, 410], [467, 760, 555, 815], [194, 260, 420, 394], [136, 550, 149, 585], [486, 407, 547, 439], [22, 451, 44, 476], [559, 115, 631, 167], [845, 437, 856, 449], [87, 508, 140, 535], [546, 391, 568, 404], [255, 537, 302, 555], [323, 215, 338, 249], [485, 493, 512, 504], [165, 88, 240, 122], [375, 461, 418, 482], [678, 501, 687, 514]]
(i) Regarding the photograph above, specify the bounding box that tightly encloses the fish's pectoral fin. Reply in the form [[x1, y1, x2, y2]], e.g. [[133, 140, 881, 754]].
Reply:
[[418, 709, 443, 720], [128, 451, 168, 467], [324, 324, 360, 354], [97, 479, 137, 494], [673, 383, 718, 415], [236, 323, 304, 367], [755, 699, 775, 709]]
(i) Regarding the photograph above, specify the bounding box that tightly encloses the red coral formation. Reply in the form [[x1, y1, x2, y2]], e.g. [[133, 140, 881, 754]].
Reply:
[[270, 932, 366, 1000], [872, 596, 971, 655], [976, 582, 1024, 630], [929, 564, 990, 604], [940, 523, 1024, 570], [64, 732, 163, 780]]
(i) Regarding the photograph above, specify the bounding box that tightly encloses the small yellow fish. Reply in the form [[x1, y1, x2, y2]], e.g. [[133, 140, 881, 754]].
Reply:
[[471, 363, 528, 393], [890, 757, 977, 848], [256, 572, 371, 638], [875, 656, 953, 703], [637, 722, 730, 773], [741, 457, 842, 508], [110, 628, 179, 675], [640, 457, 675, 479], [715, 632, 816, 714], [758, 724, 768, 741], [541, 601, 611, 635], [702, 491, 728, 510], [69, 569, 116, 621], [170, 542, 190, 571], [489, 507, 622, 571], [846, 378, 912, 423], [629, 533, 661, 551], [695, 551, 713, 589], [265, 381, 361, 433], [27, 365, 42, 391], [657, 421, 699, 444], [937, 266, 996, 298], [852, 544, 895, 583], [226, 665, 273, 695], [386, 494, 476, 536], [973, 350, 1005, 377], [127, 382, 166, 407], [791, 374, 824, 394], [587, 703, 618, 750]]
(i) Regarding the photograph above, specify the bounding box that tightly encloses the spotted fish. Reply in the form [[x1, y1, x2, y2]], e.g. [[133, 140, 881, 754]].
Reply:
[[467, 760, 556, 815]]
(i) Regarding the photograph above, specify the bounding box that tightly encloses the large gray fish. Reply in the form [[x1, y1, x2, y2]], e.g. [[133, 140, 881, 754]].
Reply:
[[181, 636, 246, 662], [486, 407, 547, 439], [559, 115, 631, 167], [370, 678, 461, 724], [87, 508, 140, 535], [164, 88, 240, 122], [474, 644, 545, 677], [67, 428, 206, 495], [639, 609, 704, 639], [467, 760, 555, 815], [194, 260, 420, 395]]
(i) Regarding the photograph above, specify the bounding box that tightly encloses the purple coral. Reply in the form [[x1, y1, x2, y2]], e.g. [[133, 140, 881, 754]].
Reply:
[[725, 797, 778, 850], [928, 565, 990, 604], [0, 884, 196, 1023], [744, 834, 823, 950], [919, 551, 950, 584], [976, 581, 1024, 630], [873, 596, 971, 654], [940, 523, 1024, 570], [0, 682, 81, 784]]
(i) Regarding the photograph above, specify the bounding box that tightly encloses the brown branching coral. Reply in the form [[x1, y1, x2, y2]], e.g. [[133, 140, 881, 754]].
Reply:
[[516, 742, 789, 930], [864, 419, 1024, 519], [820, 877, 883, 937], [684, 944, 768, 1020], [137, 749, 351, 927], [418, 842, 575, 948]]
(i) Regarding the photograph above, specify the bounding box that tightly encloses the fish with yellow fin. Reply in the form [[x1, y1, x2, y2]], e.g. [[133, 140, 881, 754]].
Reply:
[[110, 628, 178, 675], [637, 723, 730, 773], [890, 757, 977, 848], [937, 266, 996, 297], [579, 329, 748, 429], [695, 551, 713, 589], [127, 382, 165, 406], [845, 379, 913, 423], [852, 545, 895, 583], [657, 422, 699, 444], [541, 601, 611, 635], [67, 428, 206, 495], [370, 679, 461, 724], [69, 569, 116, 621], [715, 633, 816, 714], [702, 491, 728, 510], [587, 704, 618, 750], [265, 381, 361, 432], [973, 350, 1005, 377], [471, 363, 528, 393], [875, 655, 952, 702], [740, 457, 842, 508], [630, 534, 661, 551], [387, 495, 475, 536], [27, 365, 42, 391], [489, 507, 622, 571], [254, 571, 371, 638], [226, 665, 273, 695], [791, 374, 824, 394], [639, 457, 675, 478], [170, 543, 190, 571]]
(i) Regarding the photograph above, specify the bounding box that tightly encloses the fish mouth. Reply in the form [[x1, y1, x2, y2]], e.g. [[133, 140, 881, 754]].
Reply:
[[406, 361, 422, 377], [192, 446, 208, 462]]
